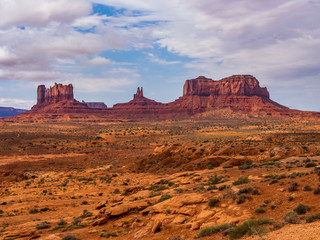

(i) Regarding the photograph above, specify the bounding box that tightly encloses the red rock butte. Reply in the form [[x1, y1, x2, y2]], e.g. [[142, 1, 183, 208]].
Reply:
[[34, 83, 73, 109], [8, 75, 320, 121]]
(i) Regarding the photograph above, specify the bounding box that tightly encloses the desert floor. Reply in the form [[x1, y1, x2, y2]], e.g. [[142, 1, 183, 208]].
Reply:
[[1, 118, 320, 240]]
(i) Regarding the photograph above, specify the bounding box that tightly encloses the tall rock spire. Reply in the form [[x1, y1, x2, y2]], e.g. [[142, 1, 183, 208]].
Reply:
[[133, 87, 144, 99]]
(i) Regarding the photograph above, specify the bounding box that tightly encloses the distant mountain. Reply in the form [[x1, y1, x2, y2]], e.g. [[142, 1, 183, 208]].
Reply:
[[7, 75, 320, 121], [0, 107, 27, 117]]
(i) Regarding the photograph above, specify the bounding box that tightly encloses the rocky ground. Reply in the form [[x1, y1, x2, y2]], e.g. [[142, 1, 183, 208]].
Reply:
[[1, 119, 320, 240]]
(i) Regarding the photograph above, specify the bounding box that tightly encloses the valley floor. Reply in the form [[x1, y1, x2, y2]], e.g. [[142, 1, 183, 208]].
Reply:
[[1, 118, 320, 240]]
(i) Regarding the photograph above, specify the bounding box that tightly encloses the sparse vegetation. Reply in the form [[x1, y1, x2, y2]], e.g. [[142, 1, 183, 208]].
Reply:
[[255, 207, 266, 214], [157, 193, 172, 203], [100, 231, 118, 238], [2, 119, 320, 240], [229, 218, 272, 239], [208, 198, 220, 207], [294, 204, 310, 214], [148, 184, 169, 191], [233, 176, 249, 186], [284, 211, 299, 224], [62, 236, 80, 240], [306, 213, 320, 223], [194, 223, 233, 238]]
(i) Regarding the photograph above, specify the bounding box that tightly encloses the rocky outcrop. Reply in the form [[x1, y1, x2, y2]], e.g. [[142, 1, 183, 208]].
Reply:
[[7, 75, 320, 121], [83, 102, 107, 108], [35, 83, 74, 108], [112, 87, 165, 117], [134, 87, 144, 100], [183, 75, 269, 98], [171, 75, 285, 115]]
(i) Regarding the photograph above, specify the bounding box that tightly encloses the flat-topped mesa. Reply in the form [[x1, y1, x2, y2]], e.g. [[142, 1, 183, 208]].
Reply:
[[36, 83, 74, 106], [183, 75, 270, 98], [133, 87, 144, 100], [83, 101, 107, 108]]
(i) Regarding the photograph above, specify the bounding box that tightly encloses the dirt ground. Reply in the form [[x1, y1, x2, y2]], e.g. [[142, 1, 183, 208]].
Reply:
[[1, 118, 320, 240]]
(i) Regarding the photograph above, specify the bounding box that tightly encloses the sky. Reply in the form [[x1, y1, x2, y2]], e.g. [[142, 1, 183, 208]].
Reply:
[[0, 0, 319, 111]]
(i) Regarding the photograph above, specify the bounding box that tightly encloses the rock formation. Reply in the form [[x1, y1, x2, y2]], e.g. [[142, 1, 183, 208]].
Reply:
[[17, 83, 93, 121], [183, 75, 269, 98], [134, 87, 144, 100], [168, 75, 290, 116], [83, 102, 107, 108], [112, 87, 165, 118], [7, 75, 320, 121], [34, 83, 74, 109]]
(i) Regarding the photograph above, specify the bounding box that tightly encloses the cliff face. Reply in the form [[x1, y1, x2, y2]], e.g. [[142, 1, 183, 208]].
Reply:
[[183, 75, 269, 98], [171, 75, 285, 115], [30, 83, 91, 115], [36, 83, 74, 106], [83, 102, 108, 108], [12, 75, 318, 122]]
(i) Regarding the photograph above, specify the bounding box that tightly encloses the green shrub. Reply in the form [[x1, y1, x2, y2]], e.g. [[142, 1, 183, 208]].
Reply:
[[314, 187, 320, 194], [223, 165, 233, 169], [194, 223, 233, 238], [305, 162, 317, 168], [80, 209, 92, 218], [252, 189, 260, 195], [58, 219, 67, 226], [288, 182, 298, 192], [100, 231, 118, 238], [255, 207, 266, 214], [157, 193, 172, 203], [62, 236, 80, 240], [238, 164, 251, 170], [306, 213, 320, 223], [168, 181, 175, 187], [208, 198, 220, 207], [208, 173, 223, 185], [29, 208, 39, 214], [51, 219, 67, 231], [303, 185, 312, 191], [283, 211, 299, 224], [236, 194, 247, 205], [294, 204, 310, 215], [148, 184, 169, 191], [218, 185, 228, 191], [232, 177, 249, 186], [229, 218, 272, 239], [238, 187, 253, 194]]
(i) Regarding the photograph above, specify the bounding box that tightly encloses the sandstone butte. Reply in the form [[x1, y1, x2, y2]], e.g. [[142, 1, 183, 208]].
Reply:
[[6, 75, 320, 121]]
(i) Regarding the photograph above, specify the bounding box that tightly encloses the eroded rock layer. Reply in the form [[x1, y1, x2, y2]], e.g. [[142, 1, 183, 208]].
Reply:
[[34, 83, 74, 109], [183, 75, 269, 98], [8, 75, 320, 121]]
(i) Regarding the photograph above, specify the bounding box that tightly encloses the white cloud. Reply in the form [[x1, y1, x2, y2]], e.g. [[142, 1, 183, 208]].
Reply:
[[0, 0, 319, 111], [0, 97, 34, 109], [0, 0, 92, 28], [0, 46, 17, 66], [0, 69, 61, 81], [88, 57, 112, 66], [94, 0, 320, 86], [70, 76, 136, 93], [147, 53, 180, 65]]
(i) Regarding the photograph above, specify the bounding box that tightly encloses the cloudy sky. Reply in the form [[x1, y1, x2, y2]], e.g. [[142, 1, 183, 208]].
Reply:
[[0, 0, 319, 111]]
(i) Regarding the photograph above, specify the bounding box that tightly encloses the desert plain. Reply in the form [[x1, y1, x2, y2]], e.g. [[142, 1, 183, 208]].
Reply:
[[1, 117, 320, 240]]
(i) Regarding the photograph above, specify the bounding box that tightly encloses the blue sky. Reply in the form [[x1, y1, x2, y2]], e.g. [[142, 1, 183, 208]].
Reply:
[[0, 0, 319, 111]]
